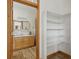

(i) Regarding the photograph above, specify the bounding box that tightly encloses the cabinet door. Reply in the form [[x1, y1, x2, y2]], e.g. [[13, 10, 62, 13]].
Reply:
[[14, 36, 34, 50]]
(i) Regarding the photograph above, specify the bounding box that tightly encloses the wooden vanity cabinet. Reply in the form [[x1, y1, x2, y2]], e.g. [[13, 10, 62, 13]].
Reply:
[[13, 36, 35, 50]]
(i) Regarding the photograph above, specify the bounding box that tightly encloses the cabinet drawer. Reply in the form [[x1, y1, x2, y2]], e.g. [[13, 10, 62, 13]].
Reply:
[[13, 36, 34, 50]]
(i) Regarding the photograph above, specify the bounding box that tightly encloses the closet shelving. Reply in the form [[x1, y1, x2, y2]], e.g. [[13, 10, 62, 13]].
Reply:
[[47, 20, 64, 24], [8, 0, 40, 59], [47, 29, 64, 31], [47, 11, 65, 56]]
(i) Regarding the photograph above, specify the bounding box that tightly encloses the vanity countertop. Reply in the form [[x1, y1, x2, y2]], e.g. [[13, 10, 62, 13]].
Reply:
[[13, 30, 34, 37], [13, 35, 34, 37]]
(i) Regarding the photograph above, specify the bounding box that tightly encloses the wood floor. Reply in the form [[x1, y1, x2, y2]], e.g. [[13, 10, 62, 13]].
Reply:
[[47, 51, 71, 59], [13, 47, 71, 59], [13, 47, 36, 59]]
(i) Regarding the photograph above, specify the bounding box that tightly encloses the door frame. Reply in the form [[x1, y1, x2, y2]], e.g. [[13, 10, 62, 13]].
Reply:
[[7, 0, 40, 59], [7, 0, 13, 59]]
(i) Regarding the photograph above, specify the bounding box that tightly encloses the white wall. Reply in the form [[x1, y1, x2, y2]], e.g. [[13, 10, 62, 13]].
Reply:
[[40, 0, 47, 59], [46, 0, 71, 15]]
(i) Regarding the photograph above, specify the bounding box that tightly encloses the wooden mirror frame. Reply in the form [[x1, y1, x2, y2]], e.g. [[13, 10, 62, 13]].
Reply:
[[7, 0, 40, 59]]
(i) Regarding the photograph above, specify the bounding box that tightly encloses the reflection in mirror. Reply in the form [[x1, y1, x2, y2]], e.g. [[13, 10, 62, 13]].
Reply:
[[28, 0, 37, 3], [20, 0, 37, 3], [13, 1, 37, 59], [33, 0, 37, 3]]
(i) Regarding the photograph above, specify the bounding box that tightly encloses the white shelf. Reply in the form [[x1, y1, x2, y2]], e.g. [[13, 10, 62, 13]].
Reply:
[[47, 20, 64, 24], [47, 29, 64, 31]]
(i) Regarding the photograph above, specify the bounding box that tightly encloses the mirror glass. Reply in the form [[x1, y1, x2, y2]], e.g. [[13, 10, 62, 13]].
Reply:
[[13, 1, 37, 59], [32, 0, 37, 3], [22, 0, 37, 3]]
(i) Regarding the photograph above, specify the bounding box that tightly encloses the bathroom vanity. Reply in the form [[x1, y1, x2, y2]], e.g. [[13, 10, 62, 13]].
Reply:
[[13, 36, 35, 50], [13, 18, 35, 50]]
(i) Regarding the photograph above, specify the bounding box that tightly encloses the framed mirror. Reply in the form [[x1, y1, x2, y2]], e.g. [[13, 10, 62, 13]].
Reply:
[[7, 0, 40, 59]]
